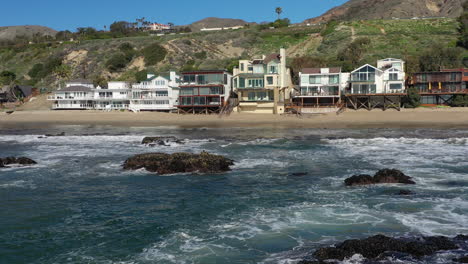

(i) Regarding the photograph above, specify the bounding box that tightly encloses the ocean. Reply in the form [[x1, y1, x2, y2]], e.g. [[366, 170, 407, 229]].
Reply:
[[0, 126, 467, 264]]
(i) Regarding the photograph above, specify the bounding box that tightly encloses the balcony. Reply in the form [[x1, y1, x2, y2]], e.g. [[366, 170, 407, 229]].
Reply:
[[48, 95, 94, 100]]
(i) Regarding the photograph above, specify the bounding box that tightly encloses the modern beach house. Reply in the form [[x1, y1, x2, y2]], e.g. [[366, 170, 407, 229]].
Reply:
[[410, 68, 468, 105], [232, 48, 293, 114], [177, 70, 232, 114], [49, 79, 96, 110], [130, 72, 180, 112], [94, 82, 131, 110], [344, 58, 406, 110], [295, 67, 350, 111]]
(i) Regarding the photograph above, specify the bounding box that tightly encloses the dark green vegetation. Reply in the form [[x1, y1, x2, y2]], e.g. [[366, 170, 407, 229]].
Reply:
[[0, 17, 466, 90]]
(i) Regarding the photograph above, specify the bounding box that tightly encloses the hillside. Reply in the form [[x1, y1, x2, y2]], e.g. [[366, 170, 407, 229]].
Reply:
[[303, 0, 465, 24], [188, 17, 250, 31], [0, 25, 57, 41], [0, 18, 463, 91]]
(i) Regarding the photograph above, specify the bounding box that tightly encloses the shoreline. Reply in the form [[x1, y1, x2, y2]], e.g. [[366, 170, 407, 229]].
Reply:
[[1, 108, 468, 129]]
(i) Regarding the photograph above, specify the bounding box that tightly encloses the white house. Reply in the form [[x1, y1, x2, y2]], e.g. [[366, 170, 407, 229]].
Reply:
[[48, 79, 95, 110], [349, 58, 405, 94], [93, 82, 131, 110], [297, 67, 350, 107], [130, 71, 180, 111]]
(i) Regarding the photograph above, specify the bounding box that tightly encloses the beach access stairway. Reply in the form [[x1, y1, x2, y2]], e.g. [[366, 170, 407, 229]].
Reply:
[[219, 97, 239, 117]]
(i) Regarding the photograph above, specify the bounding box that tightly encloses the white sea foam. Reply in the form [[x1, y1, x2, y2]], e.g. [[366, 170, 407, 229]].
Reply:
[[232, 158, 288, 169], [0, 180, 36, 189]]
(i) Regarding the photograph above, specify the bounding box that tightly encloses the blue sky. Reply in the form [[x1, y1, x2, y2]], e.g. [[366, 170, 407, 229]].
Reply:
[[1, 0, 348, 31]]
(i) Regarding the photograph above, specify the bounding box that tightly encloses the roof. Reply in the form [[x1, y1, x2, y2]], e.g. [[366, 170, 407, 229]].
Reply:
[[252, 59, 264, 65], [58, 86, 92, 92], [15, 85, 34, 97], [181, 70, 228, 75], [263, 53, 280, 64], [67, 79, 93, 84], [352, 64, 382, 73], [302, 67, 341, 74]]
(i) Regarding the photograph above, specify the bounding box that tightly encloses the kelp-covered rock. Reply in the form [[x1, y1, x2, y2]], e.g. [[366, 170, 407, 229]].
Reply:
[[345, 169, 415, 186], [310, 234, 458, 262], [141, 136, 184, 146], [454, 255, 468, 263], [123, 151, 234, 174], [0, 157, 37, 168], [397, 189, 413, 195]]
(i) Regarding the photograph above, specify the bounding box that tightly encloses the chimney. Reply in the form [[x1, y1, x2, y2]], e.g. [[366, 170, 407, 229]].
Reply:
[[280, 48, 287, 88], [170, 71, 177, 82]]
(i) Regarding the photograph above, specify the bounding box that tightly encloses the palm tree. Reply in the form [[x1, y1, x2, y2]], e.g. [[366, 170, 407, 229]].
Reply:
[[275, 7, 283, 20]]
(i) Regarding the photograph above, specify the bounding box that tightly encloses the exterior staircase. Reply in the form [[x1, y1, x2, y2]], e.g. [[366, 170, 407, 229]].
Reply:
[[219, 96, 239, 117]]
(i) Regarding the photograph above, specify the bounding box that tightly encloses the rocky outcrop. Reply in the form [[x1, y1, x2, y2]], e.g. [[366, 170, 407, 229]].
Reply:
[[141, 136, 184, 146], [345, 169, 415, 186], [306, 234, 460, 263], [123, 151, 234, 174], [397, 189, 413, 195], [0, 157, 37, 168]]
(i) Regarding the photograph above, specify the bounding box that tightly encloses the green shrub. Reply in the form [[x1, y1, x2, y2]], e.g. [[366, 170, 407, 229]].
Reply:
[[141, 43, 167, 65], [405, 87, 421, 108], [135, 70, 148, 82], [28, 63, 44, 78], [106, 53, 131, 72], [194, 51, 207, 60]]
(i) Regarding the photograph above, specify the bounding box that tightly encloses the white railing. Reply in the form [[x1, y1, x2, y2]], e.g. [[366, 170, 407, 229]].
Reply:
[[48, 95, 94, 100]]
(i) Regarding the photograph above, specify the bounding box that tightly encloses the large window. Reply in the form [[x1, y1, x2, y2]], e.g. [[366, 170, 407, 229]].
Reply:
[[199, 87, 210, 95], [352, 66, 376, 82], [267, 77, 274, 85], [156, 91, 168, 97], [180, 88, 194, 96], [309, 75, 321, 84], [451, 73, 458, 81], [210, 87, 221, 95], [390, 83, 402, 90], [421, 74, 427, 82], [248, 79, 264, 88], [352, 84, 377, 94], [389, 73, 398, 81], [269, 65, 278, 74], [329, 75, 339, 84], [239, 78, 245, 88], [183, 75, 196, 83], [181, 97, 192, 105], [245, 91, 274, 101], [194, 97, 206, 105]]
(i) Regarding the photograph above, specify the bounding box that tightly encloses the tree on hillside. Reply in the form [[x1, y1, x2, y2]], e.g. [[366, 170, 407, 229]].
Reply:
[[136, 17, 146, 30], [337, 37, 371, 70], [457, 1, 468, 49], [141, 43, 168, 66], [419, 44, 463, 71], [110, 21, 134, 36], [0, 71, 16, 85], [275, 7, 283, 20]]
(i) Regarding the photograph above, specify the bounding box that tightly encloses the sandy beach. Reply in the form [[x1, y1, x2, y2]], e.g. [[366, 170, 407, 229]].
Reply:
[[1, 108, 468, 129]]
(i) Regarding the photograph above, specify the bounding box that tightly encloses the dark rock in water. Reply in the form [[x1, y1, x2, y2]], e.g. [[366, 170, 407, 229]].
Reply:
[[344, 174, 374, 186], [454, 255, 468, 263], [142, 136, 184, 146], [290, 172, 308, 177], [311, 234, 458, 262], [123, 151, 234, 175], [397, 189, 413, 195], [455, 235, 468, 241], [374, 169, 415, 184], [0, 157, 37, 167], [44, 132, 65, 137], [345, 169, 415, 186]]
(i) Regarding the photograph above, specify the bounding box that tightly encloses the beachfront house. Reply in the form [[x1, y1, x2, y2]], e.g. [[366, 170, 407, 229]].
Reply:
[[232, 48, 293, 114], [348, 58, 405, 95], [130, 72, 180, 112], [94, 82, 131, 110], [177, 70, 232, 114], [49, 79, 95, 110], [410, 68, 468, 105], [296, 67, 350, 109]]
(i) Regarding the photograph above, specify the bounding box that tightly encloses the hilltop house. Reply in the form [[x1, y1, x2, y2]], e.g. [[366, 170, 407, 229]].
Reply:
[[348, 58, 405, 95], [232, 48, 293, 114], [130, 72, 180, 111], [146, 23, 171, 31], [177, 70, 232, 114], [410, 68, 468, 105], [295, 67, 350, 110]]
